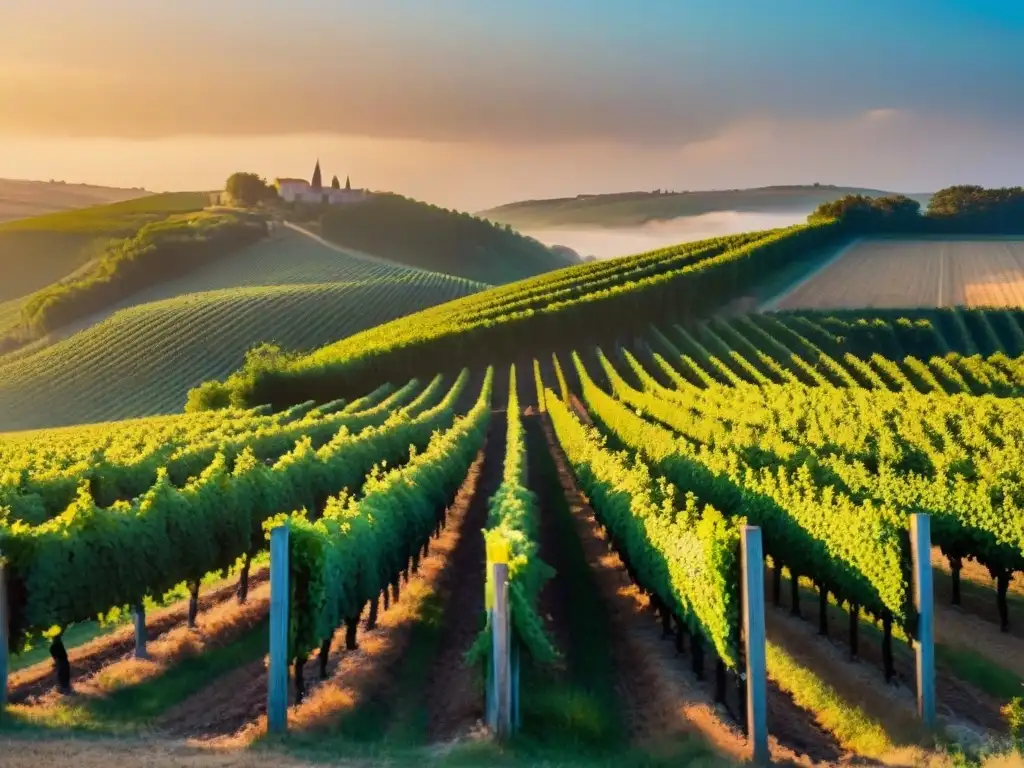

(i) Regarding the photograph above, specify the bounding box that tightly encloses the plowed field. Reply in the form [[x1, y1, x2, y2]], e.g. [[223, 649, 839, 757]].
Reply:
[[772, 238, 1024, 309]]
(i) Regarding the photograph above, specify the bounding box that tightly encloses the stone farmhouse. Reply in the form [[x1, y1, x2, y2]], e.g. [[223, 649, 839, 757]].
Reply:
[[274, 160, 368, 205]]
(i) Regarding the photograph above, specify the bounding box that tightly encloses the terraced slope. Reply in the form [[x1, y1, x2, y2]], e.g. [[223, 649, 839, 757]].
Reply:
[[0, 192, 211, 303], [0, 231, 484, 430]]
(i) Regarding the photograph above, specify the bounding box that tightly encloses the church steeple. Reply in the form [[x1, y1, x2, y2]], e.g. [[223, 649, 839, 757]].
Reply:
[[345, 175, 351, 191], [311, 159, 322, 190]]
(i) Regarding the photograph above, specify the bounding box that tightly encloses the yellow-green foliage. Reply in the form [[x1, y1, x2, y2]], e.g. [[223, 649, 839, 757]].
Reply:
[[766, 642, 895, 758], [470, 365, 557, 664], [285, 369, 493, 660]]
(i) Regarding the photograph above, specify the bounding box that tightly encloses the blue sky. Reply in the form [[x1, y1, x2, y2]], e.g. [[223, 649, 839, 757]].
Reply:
[[1, 1, 1023, 204]]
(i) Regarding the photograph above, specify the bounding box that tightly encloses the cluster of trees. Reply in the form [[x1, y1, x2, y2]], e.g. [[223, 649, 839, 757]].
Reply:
[[21, 213, 267, 334], [809, 194, 922, 230], [810, 185, 1024, 234], [927, 185, 1024, 230], [224, 173, 277, 206], [319, 193, 576, 284]]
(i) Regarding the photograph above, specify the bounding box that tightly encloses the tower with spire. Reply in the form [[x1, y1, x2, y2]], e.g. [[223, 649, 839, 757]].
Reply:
[[273, 159, 367, 205]]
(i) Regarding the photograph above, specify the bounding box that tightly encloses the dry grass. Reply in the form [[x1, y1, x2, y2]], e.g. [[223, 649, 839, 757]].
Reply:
[[8, 567, 268, 698], [83, 586, 270, 696]]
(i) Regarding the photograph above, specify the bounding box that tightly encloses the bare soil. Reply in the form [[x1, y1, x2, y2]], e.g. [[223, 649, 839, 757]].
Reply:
[[932, 548, 1024, 640], [7, 567, 269, 702], [425, 419, 502, 741], [765, 602, 927, 749], [157, 447, 492, 744], [773, 573, 1008, 735], [20, 583, 271, 716], [536, 413, 849, 766], [0, 736, 326, 768]]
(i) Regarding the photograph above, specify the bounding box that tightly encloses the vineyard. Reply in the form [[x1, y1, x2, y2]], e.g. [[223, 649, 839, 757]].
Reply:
[[0, 231, 484, 430], [2, 222, 1024, 767]]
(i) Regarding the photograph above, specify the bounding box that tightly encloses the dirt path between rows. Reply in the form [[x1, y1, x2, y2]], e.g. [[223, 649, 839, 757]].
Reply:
[[0, 736, 323, 768], [932, 549, 1024, 640], [8, 567, 269, 702], [935, 603, 1024, 680], [774, 575, 1008, 737], [425, 416, 503, 742], [765, 605, 928, 750], [536, 413, 848, 766], [157, 445, 492, 743]]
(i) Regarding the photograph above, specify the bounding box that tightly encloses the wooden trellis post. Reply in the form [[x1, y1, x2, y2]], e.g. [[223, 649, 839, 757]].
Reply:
[[267, 524, 290, 734], [489, 562, 512, 740], [0, 551, 8, 716], [910, 514, 936, 728], [742, 526, 769, 765]]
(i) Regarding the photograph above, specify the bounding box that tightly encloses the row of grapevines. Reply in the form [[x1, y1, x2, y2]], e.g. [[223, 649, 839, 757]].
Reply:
[[195, 223, 842, 410], [624, 357, 1024, 578], [285, 367, 494, 662], [469, 365, 556, 665], [580, 351, 912, 630], [544, 383, 742, 667], [0, 371, 469, 648], [1, 377, 443, 525]]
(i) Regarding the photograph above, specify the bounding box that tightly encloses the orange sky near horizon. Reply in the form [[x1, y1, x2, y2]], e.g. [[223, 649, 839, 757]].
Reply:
[[3, 2, 1024, 210]]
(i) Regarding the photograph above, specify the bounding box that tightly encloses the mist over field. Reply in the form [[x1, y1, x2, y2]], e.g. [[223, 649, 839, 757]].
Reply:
[[522, 210, 809, 260]]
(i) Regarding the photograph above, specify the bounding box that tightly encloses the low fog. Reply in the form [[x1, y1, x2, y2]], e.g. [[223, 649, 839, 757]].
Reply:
[[524, 210, 810, 261]]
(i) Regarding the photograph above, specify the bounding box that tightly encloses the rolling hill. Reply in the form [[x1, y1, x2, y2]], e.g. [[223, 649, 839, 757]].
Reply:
[[478, 185, 934, 229], [0, 191, 212, 303], [318, 192, 578, 283], [0, 229, 485, 430], [0, 178, 151, 224]]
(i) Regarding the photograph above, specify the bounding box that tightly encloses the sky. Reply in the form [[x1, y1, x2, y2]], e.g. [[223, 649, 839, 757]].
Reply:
[[1, 0, 1024, 210]]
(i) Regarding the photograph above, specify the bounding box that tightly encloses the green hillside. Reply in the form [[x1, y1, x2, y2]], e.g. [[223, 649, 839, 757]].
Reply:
[[318, 192, 577, 283], [0, 231, 483, 430], [0, 178, 150, 224], [478, 185, 934, 229], [192, 224, 837, 408], [0, 191, 211, 303]]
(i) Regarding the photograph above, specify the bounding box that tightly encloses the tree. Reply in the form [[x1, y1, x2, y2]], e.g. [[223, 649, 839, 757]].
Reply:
[[331, 175, 341, 190], [809, 193, 920, 230], [225, 173, 274, 206]]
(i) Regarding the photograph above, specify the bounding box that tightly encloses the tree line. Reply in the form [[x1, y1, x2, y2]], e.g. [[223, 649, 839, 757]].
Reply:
[[319, 193, 576, 284], [810, 185, 1024, 233]]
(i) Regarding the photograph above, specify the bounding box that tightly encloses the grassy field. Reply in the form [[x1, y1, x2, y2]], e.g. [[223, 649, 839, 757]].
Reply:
[[0, 191, 211, 303], [0, 231, 484, 430], [478, 185, 933, 228], [0, 178, 150, 224], [772, 237, 1024, 309]]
